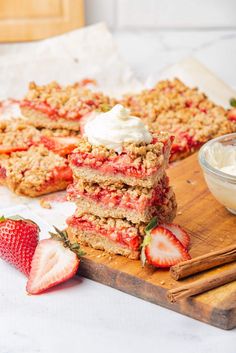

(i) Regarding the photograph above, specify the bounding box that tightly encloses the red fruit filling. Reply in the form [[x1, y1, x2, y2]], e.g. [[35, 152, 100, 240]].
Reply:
[[70, 151, 159, 179], [170, 131, 202, 160], [20, 98, 101, 121], [0, 165, 6, 180], [67, 178, 169, 213], [67, 215, 141, 251], [39, 165, 72, 192]]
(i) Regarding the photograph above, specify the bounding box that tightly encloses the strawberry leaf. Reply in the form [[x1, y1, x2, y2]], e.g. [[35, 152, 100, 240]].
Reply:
[[145, 216, 158, 233], [230, 98, 236, 107], [50, 226, 86, 258], [0, 215, 5, 222]]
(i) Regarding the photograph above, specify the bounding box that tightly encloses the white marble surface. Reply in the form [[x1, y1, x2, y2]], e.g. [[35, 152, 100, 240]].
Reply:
[[114, 30, 236, 90], [1, 30, 236, 353]]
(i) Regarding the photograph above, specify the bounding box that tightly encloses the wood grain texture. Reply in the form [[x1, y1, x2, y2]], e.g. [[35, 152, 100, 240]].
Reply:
[[0, 0, 84, 42], [78, 153, 236, 330]]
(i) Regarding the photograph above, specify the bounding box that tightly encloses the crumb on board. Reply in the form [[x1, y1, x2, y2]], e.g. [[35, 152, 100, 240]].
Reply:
[[186, 179, 196, 185], [160, 281, 165, 285], [39, 198, 52, 209]]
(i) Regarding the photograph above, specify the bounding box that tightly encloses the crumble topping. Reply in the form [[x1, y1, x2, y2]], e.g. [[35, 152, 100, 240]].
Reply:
[[40, 128, 78, 137], [71, 131, 171, 170], [0, 120, 41, 148], [122, 78, 235, 150], [1, 145, 69, 190], [70, 212, 145, 237], [23, 81, 115, 119]]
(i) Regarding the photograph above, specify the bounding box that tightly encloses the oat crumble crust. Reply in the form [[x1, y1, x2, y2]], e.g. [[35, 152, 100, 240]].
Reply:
[[69, 174, 169, 200], [1, 145, 70, 195], [22, 81, 115, 119], [122, 78, 235, 156]]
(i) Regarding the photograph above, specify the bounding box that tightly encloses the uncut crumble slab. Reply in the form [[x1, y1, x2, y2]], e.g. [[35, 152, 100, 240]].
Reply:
[[0, 145, 72, 197], [20, 81, 116, 130], [122, 78, 236, 161]]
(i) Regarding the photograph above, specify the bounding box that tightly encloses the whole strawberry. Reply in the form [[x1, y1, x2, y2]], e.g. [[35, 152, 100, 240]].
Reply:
[[0, 216, 39, 276]]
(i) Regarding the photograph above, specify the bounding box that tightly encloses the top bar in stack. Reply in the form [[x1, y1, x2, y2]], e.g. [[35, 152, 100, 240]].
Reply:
[[20, 81, 114, 131], [69, 132, 173, 188], [67, 104, 176, 259]]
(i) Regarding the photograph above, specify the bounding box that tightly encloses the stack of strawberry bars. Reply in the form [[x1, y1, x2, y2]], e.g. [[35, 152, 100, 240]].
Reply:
[[66, 105, 177, 259]]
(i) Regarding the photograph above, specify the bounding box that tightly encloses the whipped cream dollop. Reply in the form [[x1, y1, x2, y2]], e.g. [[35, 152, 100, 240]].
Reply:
[[84, 104, 152, 153], [205, 142, 236, 176]]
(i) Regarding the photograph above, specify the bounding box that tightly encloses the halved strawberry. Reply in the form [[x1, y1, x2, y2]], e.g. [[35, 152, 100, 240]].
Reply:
[[26, 228, 84, 294], [161, 223, 190, 249], [141, 225, 191, 268]]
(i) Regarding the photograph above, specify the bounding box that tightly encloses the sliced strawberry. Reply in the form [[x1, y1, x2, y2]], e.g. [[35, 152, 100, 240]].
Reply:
[[52, 165, 73, 182], [161, 223, 190, 249], [142, 226, 191, 268], [0, 145, 28, 154], [26, 239, 79, 294], [39, 136, 80, 156], [26, 228, 84, 294], [228, 108, 236, 122]]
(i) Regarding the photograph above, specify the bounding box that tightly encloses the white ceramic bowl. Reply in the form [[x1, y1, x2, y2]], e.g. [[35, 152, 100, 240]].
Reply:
[[198, 133, 236, 215]]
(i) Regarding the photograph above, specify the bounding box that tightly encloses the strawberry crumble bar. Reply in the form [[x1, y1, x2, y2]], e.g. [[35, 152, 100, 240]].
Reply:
[[69, 132, 173, 188], [67, 213, 145, 259], [0, 145, 72, 197], [67, 174, 176, 224], [0, 119, 80, 157], [122, 78, 236, 161], [20, 81, 114, 131]]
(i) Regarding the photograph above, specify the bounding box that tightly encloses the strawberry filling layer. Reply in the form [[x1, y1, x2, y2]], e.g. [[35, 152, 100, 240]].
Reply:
[[39, 165, 73, 192], [67, 178, 169, 213], [20, 99, 100, 121], [70, 152, 159, 179], [67, 215, 141, 251], [0, 166, 6, 180], [170, 131, 202, 159]]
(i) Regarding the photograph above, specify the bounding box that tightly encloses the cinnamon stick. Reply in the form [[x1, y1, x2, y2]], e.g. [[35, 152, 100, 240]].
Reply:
[[170, 244, 236, 280], [168, 266, 236, 302]]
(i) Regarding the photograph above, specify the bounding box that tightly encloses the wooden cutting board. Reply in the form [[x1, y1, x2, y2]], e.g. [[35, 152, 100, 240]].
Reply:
[[78, 152, 236, 330]]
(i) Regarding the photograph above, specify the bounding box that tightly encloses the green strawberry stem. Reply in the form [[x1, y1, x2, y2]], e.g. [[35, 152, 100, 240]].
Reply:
[[145, 216, 158, 233], [49, 227, 86, 258], [230, 98, 236, 107]]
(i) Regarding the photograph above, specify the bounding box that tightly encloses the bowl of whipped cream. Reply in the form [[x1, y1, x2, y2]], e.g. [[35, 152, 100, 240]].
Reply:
[[199, 133, 236, 215]]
